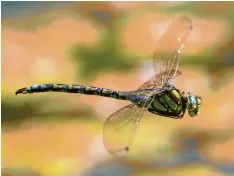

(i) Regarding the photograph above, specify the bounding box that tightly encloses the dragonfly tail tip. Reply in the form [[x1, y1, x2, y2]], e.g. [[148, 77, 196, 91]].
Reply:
[[15, 87, 28, 95]]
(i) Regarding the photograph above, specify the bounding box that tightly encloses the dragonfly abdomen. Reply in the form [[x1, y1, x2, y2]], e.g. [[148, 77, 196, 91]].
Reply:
[[15, 83, 129, 100]]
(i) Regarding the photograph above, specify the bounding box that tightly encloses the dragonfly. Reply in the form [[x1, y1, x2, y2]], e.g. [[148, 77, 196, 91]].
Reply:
[[15, 16, 202, 156]]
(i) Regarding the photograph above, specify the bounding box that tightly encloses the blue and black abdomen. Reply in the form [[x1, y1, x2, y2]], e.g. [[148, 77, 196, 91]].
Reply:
[[15, 83, 128, 100], [148, 88, 185, 118]]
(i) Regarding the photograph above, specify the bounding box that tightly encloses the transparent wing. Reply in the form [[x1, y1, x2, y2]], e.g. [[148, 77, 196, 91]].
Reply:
[[103, 99, 152, 156], [103, 16, 193, 157], [152, 16, 193, 87], [138, 69, 182, 90]]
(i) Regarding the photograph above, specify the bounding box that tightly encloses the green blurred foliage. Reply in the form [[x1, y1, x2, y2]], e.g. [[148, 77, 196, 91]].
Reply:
[[2, 168, 41, 176], [70, 28, 136, 81], [2, 96, 96, 130], [68, 2, 139, 81]]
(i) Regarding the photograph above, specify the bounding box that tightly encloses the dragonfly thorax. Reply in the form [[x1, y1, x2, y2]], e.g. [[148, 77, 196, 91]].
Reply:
[[147, 87, 185, 118]]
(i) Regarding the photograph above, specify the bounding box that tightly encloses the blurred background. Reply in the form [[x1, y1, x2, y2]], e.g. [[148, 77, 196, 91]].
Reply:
[[2, 1, 234, 176]]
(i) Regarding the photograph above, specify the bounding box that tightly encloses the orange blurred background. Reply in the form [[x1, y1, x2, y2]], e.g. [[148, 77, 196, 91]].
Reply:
[[2, 2, 234, 176]]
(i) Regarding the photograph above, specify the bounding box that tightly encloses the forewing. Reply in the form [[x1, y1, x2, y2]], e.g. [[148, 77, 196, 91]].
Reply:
[[138, 69, 182, 90], [152, 16, 193, 87], [103, 103, 149, 156]]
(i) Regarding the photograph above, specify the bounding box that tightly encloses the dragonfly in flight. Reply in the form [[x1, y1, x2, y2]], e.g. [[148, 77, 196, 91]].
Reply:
[[15, 16, 202, 156]]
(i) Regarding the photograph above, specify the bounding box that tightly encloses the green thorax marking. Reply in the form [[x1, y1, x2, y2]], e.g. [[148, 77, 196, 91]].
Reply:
[[152, 88, 182, 113]]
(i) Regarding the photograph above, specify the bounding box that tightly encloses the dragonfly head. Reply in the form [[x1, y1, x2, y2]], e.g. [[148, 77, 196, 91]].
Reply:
[[186, 92, 202, 117]]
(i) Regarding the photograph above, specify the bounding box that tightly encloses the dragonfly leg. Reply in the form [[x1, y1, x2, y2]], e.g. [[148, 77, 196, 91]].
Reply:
[[181, 91, 187, 101]]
